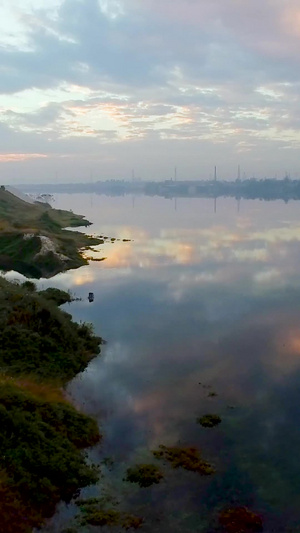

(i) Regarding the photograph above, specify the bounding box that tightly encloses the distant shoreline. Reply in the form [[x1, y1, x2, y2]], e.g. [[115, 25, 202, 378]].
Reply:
[[18, 177, 300, 202]]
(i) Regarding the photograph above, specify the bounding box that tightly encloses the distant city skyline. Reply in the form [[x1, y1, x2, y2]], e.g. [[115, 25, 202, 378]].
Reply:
[[1, 0, 300, 183]]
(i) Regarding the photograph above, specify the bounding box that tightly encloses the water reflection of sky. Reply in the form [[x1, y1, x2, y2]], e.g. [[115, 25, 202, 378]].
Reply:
[[38, 195, 300, 532]]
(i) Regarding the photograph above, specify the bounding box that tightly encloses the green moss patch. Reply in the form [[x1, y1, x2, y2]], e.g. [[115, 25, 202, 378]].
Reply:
[[125, 464, 164, 487], [152, 445, 215, 476]]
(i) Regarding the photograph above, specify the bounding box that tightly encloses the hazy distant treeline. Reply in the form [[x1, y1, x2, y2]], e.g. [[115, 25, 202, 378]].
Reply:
[[20, 178, 300, 202]]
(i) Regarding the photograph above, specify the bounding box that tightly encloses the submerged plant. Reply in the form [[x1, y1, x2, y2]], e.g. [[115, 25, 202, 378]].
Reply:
[[197, 414, 222, 428], [152, 445, 215, 475], [81, 508, 121, 527], [219, 506, 263, 532], [80, 506, 143, 529], [125, 464, 164, 487]]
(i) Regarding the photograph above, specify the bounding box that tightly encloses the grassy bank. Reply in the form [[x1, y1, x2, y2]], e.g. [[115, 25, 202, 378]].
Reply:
[[0, 277, 102, 532], [0, 187, 103, 278]]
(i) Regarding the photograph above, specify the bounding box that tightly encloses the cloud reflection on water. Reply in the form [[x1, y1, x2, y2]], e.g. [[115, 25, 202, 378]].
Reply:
[[42, 194, 300, 531]]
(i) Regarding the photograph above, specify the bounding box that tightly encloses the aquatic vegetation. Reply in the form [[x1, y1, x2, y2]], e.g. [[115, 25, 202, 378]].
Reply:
[[125, 463, 164, 487], [101, 456, 115, 470], [219, 506, 263, 532], [85, 256, 106, 261], [76, 497, 103, 507], [152, 445, 215, 475], [197, 414, 222, 428], [122, 514, 144, 530], [80, 506, 143, 529], [82, 508, 120, 526], [76, 493, 120, 509]]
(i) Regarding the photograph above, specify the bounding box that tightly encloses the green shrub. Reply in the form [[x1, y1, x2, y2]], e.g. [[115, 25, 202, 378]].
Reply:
[[38, 287, 71, 305], [0, 277, 103, 530], [0, 278, 101, 382], [0, 382, 100, 530]]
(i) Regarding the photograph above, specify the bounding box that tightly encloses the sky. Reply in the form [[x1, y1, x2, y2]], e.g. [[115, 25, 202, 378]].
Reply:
[[1, 0, 300, 183]]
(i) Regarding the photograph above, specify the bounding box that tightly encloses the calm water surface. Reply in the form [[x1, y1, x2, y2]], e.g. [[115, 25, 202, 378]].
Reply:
[[37, 194, 300, 532]]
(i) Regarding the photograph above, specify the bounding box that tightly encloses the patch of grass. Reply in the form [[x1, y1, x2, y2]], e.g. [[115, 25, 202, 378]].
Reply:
[[0, 188, 103, 278], [38, 287, 72, 306], [125, 464, 164, 487], [0, 382, 100, 532], [0, 233, 41, 261], [0, 375, 66, 404], [0, 277, 103, 531], [197, 414, 222, 428], [152, 445, 215, 475], [0, 277, 101, 381]]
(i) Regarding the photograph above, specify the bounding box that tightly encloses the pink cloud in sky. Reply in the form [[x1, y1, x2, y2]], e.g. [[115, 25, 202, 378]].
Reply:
[[0, 153, 48, 163], [128, 0, 300, 59]]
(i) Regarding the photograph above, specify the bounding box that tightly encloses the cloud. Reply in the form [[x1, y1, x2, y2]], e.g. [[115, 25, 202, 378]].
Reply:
[[0, 153, 48, 162], [1, 0, 299, 95], [0, 0, 300, 180]]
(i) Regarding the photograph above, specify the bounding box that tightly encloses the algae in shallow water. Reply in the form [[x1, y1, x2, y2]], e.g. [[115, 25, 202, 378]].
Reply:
[[152, 445, 215, 475], [197, 414, 222, 428], [219, 506, 263, 532], [125, 463, 164, 487], [80, 506, 143, 529]]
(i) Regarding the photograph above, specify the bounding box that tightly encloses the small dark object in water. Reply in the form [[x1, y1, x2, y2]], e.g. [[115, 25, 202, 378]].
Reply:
[[88, 292, 94, 302], [197, 414, 222, 428], [219, 506, 263, 532]]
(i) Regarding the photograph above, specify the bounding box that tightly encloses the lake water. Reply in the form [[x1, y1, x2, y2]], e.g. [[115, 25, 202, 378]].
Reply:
[[37, 193, 300, 532]]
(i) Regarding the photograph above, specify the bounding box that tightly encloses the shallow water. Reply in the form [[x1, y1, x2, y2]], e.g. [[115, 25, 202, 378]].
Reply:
[[38, 193, 300, 532]]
